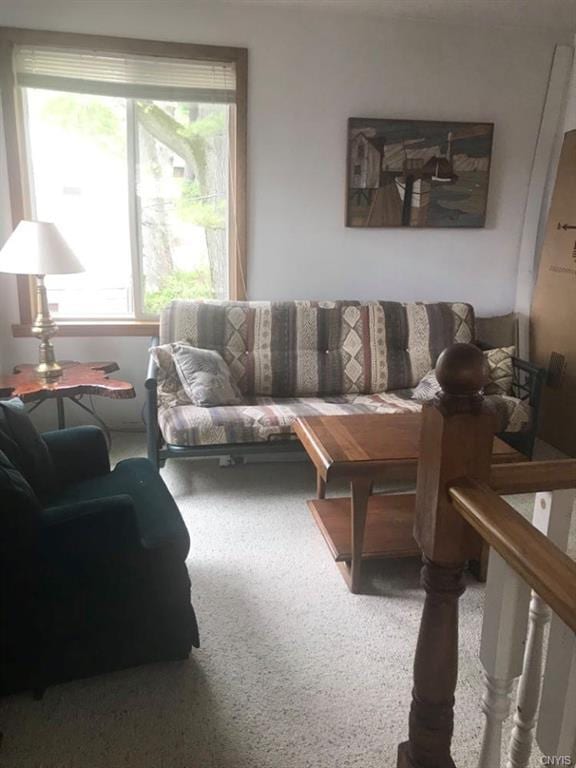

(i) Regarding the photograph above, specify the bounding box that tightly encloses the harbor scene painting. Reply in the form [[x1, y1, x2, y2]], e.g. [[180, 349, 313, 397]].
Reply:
[[346, 118, 494, 228]]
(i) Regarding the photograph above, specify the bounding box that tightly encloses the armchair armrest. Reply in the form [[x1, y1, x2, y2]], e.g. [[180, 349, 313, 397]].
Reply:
[[511, 356, 545, 407], [476, 341, 545, 458], [145, 337, 162, 470], [506, 356, 545, 459], [42, 426, 110, 485], [40, 495, 140, 559], [145, 336, 160, 388], [475, 341, 545, 406]]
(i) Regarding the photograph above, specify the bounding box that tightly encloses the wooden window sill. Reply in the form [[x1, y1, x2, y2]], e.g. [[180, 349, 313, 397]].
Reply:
[[12, 321, 159, 338]]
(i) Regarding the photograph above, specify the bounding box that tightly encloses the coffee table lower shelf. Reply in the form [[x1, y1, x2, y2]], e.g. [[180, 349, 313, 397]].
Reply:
[[307, 492, 420, 562]]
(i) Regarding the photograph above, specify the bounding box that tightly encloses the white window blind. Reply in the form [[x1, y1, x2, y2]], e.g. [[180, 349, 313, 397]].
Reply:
[[14, 46, 237, 103]]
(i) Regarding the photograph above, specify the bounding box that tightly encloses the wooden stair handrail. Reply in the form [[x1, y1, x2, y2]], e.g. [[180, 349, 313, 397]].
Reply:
[[449, 477, 576, 634], [489, 459, 576, 495], [398, 344, 576, 768]]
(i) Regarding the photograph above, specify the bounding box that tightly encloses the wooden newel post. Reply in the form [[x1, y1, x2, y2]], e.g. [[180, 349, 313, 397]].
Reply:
[[397, 343, 497, 768]]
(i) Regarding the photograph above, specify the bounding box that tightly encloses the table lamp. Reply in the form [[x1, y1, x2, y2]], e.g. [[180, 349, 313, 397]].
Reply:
[[0, 220, 84, 381]]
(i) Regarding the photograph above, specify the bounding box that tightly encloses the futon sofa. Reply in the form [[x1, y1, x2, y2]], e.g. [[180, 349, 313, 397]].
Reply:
[[145, 300, 543, 467]]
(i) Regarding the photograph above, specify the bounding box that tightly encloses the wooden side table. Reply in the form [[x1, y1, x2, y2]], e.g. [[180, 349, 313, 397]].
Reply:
[[0, 361, 135, 440], [294, 413, 525, 594]]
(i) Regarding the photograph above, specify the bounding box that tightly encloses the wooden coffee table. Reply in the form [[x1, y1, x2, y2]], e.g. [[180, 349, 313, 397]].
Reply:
[[294, 413, 525, 593]]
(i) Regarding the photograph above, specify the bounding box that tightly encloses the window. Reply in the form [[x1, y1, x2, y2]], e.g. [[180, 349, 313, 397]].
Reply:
[[0, 30, 247, 331], [25, 89, 133, 318]]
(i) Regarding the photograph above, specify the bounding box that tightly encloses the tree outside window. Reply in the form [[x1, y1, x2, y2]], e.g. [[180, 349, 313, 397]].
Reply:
[[26, 89, 230, 319]]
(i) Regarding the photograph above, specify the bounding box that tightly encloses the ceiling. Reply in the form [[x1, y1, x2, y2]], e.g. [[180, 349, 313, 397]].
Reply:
[[206, 0, 576, 33]]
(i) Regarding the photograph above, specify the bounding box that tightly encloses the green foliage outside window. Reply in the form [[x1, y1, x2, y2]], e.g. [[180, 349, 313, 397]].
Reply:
[[38, 91, 228, 313], [177, 179, 226, 230], [41, 94, 124, 154], [144, 267, 214, 314]]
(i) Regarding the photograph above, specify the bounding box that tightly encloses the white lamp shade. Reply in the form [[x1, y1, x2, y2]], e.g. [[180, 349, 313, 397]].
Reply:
[[0, 220, 84, 275]]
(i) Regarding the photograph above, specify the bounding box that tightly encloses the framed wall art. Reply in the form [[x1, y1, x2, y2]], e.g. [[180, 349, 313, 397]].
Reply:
[[346, 118, 494, 228]]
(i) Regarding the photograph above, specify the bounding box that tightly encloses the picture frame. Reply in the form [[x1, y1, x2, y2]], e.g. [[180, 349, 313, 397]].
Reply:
[[346, 117, 494, 228]]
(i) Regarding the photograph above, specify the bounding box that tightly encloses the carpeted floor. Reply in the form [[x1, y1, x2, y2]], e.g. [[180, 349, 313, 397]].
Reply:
[[0, 434, 555, 767]]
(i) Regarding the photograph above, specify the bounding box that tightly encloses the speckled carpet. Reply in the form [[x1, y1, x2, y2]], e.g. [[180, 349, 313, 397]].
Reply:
[[0, 434, 551, 768]]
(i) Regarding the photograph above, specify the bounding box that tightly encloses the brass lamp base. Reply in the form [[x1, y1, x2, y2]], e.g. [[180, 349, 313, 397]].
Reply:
[[35, 354, 63, 382], [31, 275, 63, 382]]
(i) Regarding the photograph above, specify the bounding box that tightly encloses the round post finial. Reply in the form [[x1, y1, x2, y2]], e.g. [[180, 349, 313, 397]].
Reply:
[[435, 343, 487, 398]]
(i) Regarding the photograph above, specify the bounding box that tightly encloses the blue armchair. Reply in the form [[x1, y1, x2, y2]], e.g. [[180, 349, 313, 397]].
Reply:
[[0, 401, 198, 696]]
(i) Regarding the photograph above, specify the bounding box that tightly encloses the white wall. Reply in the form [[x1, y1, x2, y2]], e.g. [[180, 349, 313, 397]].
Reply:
[[0, 2, 570, 428]]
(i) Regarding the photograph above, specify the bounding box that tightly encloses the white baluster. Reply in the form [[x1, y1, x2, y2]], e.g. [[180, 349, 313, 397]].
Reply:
[[507, 590, 551, 768], [477, 549, 530, 768], [506, 489, 575, 768], [479, 675, 515, 768], [537, 613, 576, 761]]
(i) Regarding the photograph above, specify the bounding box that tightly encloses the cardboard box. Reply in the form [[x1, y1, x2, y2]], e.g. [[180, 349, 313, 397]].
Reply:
[[531, 129, 576, 455]]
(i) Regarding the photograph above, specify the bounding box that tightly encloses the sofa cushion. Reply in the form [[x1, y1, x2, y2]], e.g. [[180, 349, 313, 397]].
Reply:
[[158, 391, 530, 448], [159, 393, 420, 447], [159, 300, 475, 397], [0, 401, 56, 498]]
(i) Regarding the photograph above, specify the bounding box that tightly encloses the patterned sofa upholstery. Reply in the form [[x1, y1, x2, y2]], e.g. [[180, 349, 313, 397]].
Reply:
[[145, 300, 533, 466]]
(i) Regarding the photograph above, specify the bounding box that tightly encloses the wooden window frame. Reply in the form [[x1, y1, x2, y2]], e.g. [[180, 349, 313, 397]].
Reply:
[[0, 27, 247, 337]]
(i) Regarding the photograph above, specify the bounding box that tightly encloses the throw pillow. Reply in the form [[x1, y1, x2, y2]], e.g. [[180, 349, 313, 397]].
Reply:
[[170, 343, 243, 407], [149, 344, 182, 395], [483, 346, 515, 396], [411, 370, 442, 402], [0, 401, 56, 499]]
